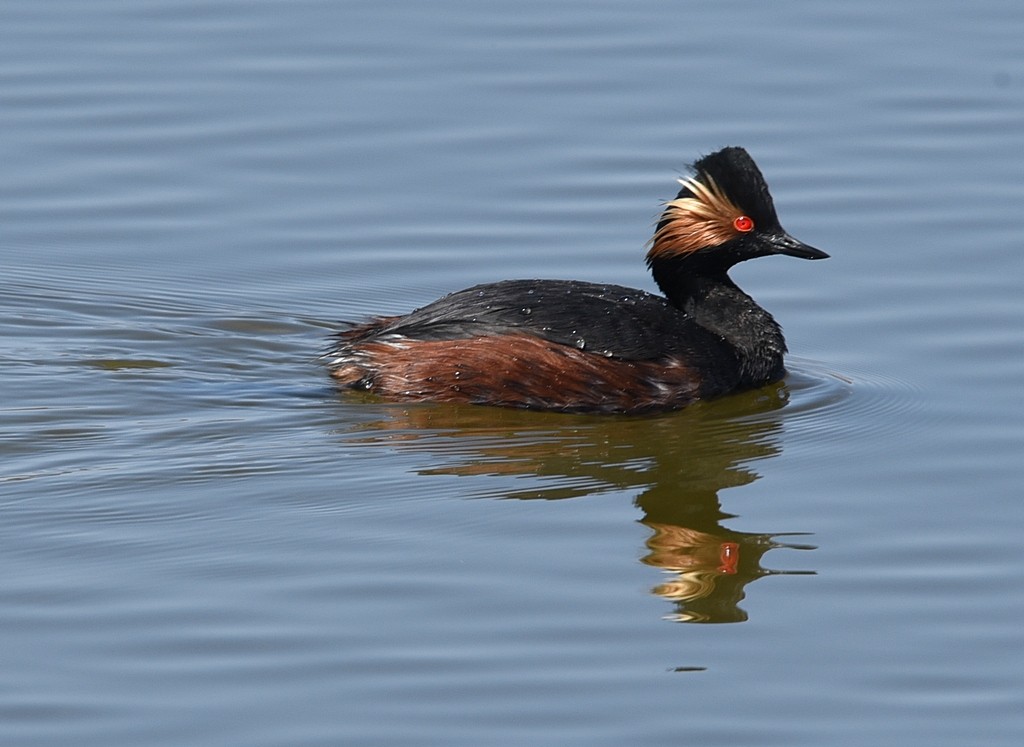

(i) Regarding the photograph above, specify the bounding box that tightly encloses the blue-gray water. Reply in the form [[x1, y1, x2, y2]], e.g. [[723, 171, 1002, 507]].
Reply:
[[2, 1, 1023, 745]]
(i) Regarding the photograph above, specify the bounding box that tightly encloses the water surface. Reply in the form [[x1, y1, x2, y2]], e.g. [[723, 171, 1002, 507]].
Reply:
[[2, 1, 1023, 745]]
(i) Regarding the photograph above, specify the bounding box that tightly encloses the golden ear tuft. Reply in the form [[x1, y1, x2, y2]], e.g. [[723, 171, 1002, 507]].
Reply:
[[648, 174, 747, 260]]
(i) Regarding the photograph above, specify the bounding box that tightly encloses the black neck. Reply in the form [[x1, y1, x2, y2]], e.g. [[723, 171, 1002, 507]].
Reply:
[[651, 257, 787, 387]]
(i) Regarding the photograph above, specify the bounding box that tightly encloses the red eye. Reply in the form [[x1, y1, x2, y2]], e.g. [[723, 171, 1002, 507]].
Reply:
[[733, 215, 754, 232]]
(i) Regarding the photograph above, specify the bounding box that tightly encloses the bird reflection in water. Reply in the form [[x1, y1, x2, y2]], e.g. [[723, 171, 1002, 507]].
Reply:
[[338, 381, 815, 623]]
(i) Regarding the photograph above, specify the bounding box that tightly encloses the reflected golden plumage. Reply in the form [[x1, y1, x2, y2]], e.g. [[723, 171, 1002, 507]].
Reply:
[[330, 383, 816, 623]]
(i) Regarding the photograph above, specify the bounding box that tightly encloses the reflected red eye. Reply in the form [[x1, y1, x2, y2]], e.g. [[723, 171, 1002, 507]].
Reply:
[[733, 215, 754, 232]]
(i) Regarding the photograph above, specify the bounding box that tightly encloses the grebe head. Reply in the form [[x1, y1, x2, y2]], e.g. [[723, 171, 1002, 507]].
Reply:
[[648, 146, 828, 270]]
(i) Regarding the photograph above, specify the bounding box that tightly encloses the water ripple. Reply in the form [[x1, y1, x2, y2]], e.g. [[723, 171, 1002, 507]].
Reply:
[[783, 357, 927, 453]]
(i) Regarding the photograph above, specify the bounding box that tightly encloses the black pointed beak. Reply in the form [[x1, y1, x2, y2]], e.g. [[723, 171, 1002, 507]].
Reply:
[[765, 231, 829, 260]]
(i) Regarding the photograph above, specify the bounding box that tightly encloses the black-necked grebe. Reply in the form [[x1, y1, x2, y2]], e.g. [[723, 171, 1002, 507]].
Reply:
[[327, 146, 828, 414]]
